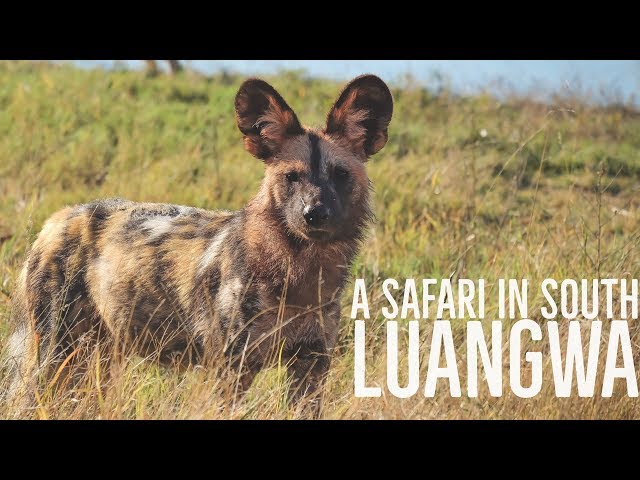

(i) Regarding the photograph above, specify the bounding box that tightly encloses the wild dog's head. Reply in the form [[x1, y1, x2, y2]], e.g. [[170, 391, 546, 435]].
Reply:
[[235, 75, 393, 244]]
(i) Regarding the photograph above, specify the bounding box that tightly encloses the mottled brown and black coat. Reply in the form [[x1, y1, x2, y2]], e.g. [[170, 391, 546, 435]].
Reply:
[[6, 75, 393, 410]]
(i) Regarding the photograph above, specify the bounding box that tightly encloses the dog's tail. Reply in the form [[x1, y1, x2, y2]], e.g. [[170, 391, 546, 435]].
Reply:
[[2, 265, 39, 416]]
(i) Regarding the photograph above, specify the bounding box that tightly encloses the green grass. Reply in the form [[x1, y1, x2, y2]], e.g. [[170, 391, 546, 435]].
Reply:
[[1, 60, 639, 419]]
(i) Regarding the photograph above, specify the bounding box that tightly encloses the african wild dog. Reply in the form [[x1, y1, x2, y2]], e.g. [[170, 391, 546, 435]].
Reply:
[[6, 75, 393, 414]]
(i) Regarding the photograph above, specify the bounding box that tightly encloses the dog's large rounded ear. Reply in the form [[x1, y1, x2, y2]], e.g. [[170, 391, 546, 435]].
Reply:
[[235, 79, 304, 160], [325, 75, 393, 159]]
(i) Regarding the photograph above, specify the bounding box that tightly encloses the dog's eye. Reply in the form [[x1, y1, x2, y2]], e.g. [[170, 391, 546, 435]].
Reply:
[[334, 166, 350, 179], [285, 171, 300, 182]]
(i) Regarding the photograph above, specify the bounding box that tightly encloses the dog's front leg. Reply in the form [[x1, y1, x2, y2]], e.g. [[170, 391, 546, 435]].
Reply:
[[286, 339, 331, 418]]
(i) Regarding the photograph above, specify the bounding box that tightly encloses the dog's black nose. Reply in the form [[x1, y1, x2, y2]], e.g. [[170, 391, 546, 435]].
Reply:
[[303, 204, 330, 227]]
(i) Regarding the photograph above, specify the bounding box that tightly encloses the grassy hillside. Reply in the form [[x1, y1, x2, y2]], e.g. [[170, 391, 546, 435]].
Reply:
[[0, 61, 639, 419]]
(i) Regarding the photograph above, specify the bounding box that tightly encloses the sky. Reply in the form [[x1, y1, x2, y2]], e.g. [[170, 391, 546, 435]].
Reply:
[[70, 60, 639, 106]]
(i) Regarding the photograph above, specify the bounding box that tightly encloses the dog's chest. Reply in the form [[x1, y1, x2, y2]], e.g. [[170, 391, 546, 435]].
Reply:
[[209, 271, 342, 346]]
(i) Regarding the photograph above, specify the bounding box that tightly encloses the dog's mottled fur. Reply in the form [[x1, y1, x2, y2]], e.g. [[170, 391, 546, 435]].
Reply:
[[6, 75, 393, 413]]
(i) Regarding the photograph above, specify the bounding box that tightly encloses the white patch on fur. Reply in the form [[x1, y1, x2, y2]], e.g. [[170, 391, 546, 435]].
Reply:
[[4, 320, 43, 409], [37, 217, 63, 243], [6, 324, 28, 364], [4, 323, 33, 400], [217, 277, 243, 318], [142, 216, 175, 241], [94, 255, 118, 313], [198, 227, 230, 275], [317, 139, 329, 178]]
